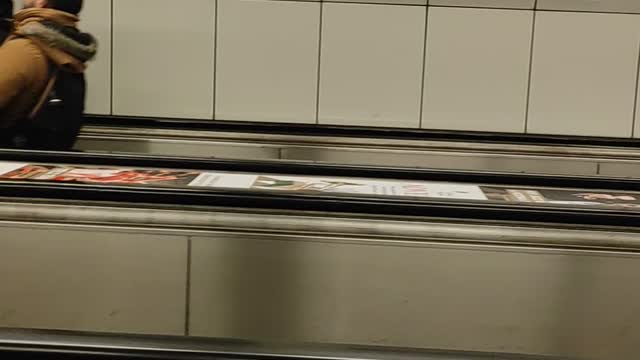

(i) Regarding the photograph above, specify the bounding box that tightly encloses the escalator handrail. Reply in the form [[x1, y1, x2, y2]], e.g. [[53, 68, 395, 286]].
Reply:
[[85, 114, 640, 149], [0, 328, 573, 360]]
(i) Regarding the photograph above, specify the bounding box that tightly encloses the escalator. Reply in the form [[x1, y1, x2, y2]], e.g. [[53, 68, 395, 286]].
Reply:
[[0, 150, 638, 359], [76, 115, 640, 178]]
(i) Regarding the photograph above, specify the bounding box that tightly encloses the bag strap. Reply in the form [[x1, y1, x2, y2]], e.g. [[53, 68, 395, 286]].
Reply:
[[28, 68, 59, 120]]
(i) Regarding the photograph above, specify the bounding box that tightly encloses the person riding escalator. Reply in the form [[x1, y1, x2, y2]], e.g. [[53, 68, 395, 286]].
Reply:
[[0, 0, 97, 150]]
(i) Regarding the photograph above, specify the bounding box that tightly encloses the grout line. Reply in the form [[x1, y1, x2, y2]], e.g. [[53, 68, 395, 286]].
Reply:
[[109, 0, 114, 115], [212, 0, 219, 121], [418, 6, 429, 129], [432, 4, 640, 15], [430, 4, 533, 11], [324, 0, 426, 7], [534, 8, 640, 16], [223, 0, 640, 14], [631, 39, 640, 138], [314, 2, 324, 125], [184, 237, 192, 336], [318, 2, 640, 14], [523, 4, 537, 134]]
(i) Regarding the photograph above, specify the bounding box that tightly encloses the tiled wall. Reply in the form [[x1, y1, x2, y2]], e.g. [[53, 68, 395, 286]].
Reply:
[[78, 0, 640, 137]]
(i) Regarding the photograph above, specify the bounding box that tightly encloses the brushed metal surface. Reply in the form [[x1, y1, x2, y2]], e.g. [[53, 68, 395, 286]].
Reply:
[[597, 161, 640, 178], [0, 200, 638, 251], [77, 126, 640, 159], [190, 233, 640, 360], [75, 137, 282, 160], [281, 147, 598, 176], [1, 201, 638, 359], [77, 127, 640, 179], [76, 135, 604, 177], [0, 328, 555, 360], [0, 226, 187, 336]]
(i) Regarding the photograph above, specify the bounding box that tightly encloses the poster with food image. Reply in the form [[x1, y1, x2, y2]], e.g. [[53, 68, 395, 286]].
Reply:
[[481, 186, 640, 209], [0, 161, 491, 203], [0, 163, 201, 187]]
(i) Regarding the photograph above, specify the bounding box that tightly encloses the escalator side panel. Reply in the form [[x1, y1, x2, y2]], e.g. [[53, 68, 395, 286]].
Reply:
[[76, 136, 601, 177], [598, 161, 640, 178], [189, 234, 640, 360], [280, 147, 599, 176], [1, 209, 639, 359], [0, 226, 187, 335], [74, 137, 281, 160]]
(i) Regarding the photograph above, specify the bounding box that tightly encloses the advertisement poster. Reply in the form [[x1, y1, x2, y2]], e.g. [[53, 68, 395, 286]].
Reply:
[[0, 162, 489, 201], [239, 175, 488, 201], [1, 161, 637, 210], [0, 163, 201, 187], [482, 187, 640, 209]]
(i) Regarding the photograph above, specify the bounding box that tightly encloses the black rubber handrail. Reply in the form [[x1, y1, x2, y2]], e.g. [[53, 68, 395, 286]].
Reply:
[[0, 148, 637, 192], [85, 115, 640, 148], [0, 329, 539, 360]]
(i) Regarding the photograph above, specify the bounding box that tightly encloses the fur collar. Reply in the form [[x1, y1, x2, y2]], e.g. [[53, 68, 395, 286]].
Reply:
[[18, 21, 96, 62]]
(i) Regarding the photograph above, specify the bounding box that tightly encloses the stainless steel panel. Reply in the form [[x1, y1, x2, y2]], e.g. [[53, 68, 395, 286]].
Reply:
[[0, 329, 524, 360], [76, 128, 640, 179], [2, 201, 640, 251], [2, 201, 640, 359], [76, 125, 640, 160], [430, 0, 535, 9], [0, 225, 187, 335], [281, 147, 599, 175], [598, 161, 640, 178], [190, 234, 640, 359], [74, 137, 282, 160]]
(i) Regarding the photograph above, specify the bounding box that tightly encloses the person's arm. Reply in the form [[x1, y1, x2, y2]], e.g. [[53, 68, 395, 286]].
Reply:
[[0, 40, 32, 110]]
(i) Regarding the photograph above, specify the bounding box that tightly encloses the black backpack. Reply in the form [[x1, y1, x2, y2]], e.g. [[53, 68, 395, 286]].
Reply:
[[0, 21, 10, 44], [11, 64, 86, 151]]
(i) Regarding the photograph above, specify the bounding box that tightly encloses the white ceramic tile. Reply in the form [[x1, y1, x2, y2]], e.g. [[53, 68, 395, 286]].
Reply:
[[215, 0, 320, 123], [527, 11, 640, 137], [319, 3, 426, 128], [423, 7, 532, 132], [328, 0, 427, 5], [430, 0, 534, 9], [537, 0, 640, 14], [81, 0, 112, 115], [112, 0, 215, 119], [13, 0, 23, 13], [0, 226, 187, 335]]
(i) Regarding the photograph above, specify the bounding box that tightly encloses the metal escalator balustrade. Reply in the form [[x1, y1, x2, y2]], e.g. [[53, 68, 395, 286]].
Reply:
[[0, 329, 557, 360], [76, 116, 640, 178]]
